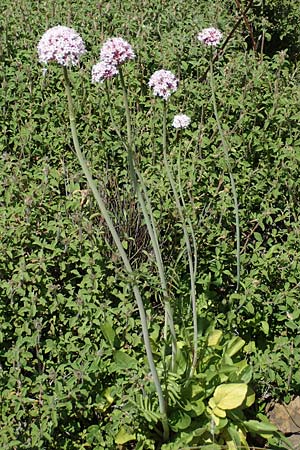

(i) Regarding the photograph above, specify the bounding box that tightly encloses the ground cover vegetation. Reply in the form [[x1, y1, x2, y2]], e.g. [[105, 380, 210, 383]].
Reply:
[[0, 0, 300, 448]]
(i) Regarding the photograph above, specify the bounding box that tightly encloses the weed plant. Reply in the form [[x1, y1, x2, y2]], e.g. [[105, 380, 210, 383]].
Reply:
[[0, 0, 299, 449]]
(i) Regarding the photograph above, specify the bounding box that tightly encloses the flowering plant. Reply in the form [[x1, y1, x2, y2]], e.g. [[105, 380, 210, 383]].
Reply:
[[91, 61, 119, 83], [100, 37, 135, 66], [37, 25, 86, 66], [34, 21, 279, 450], [172, 114, 191, 129], [148, 69, 178, 100], [197, 27, 223, 46], [92, 37, 135, 83]]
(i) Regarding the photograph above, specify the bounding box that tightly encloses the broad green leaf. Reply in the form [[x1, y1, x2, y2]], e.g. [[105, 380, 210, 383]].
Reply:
[[208, 329, 223, 346], [227, 425, 242, 447], [115, 427, 136, 444], [213, 383, 248, 410], [244, 386, 255, 407], [261, 320, 269, 335], [218, 364, 239, 374], [225, 337, 245, 357], [101, 321, 116, 348], [185, 398, 205, 415], [192, 426, 208, 437], [243, 419, 277, 434], [169, 410, 191, 431], [113, 350, 138, 369], [212, 405, 227, 418], [103, 387, 114, 404], [239, 365, 253, 384]]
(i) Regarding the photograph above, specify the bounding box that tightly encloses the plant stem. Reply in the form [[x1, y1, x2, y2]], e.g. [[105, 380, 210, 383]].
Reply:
[[63, 67, 169, 441], [162, 102, 198, 377], [104, 81, 125, 144], [200, 0, 254, 82], [119, 67, 177, 369], [209, 59, 241, 291], [177, 142, 198, 300]]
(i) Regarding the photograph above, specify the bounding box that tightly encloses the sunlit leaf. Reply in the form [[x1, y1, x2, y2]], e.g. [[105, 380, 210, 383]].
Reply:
[[213, 383, 248, 410], [115, 427, 136, 445], [208, 329, 223, 346]]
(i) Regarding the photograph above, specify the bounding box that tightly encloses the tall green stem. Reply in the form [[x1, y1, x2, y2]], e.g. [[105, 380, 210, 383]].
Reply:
[[119, 68, 177, 368], [209, 59, 241, 291], [104, 81, 125, 145], [63, 67, 169, 440], [177, 145, 198, 284], [162, 102, 198, 376]]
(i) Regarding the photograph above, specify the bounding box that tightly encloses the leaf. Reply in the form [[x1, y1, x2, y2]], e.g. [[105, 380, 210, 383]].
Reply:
[[194, 445, 222, 450], [101, 321, 116, 348], [213, 383, 248, 410], [186, 398, 205, 415], [244, 386, 255, 407], [113, 350, 138, 369], [190, 400, 205, 417], [208, 397, 216, 409], [225, 337, 245, 357], [261, 320, 269, 335], [226, 425, 242, 448], [169, 410, 191, 431], [175, 347, 187, 375], [243, 419, 277, 434], [212, 405, 227, 418], [208, 329, 223, 346], [103, 387, 114, 404], [115, 427, 136, 445]]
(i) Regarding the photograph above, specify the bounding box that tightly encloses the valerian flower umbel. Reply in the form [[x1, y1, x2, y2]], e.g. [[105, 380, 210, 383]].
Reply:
[[172, 114, 191, 129], [92, 37, 135, 83], [197, 27, 223, 47], [100, 37, 135, 66], [148, 69, 178, 101], [37, 25, 86, 66], [91, 61, 119, 83]]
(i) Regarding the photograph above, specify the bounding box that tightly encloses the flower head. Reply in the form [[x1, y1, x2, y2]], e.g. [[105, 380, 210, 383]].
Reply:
[[37, 25, 86, 66], [172, 114, 191, 129], [197, 27, 223, 47], [100, 37, 135, 66], [92, 61, 119, 83], [148, 69, 178, 101]]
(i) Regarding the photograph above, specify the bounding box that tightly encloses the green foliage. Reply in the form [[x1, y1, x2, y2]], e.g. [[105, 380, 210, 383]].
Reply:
[[250, 0, 300, 57], [125, 328, 277, 448], [0, 0, 300, 448]]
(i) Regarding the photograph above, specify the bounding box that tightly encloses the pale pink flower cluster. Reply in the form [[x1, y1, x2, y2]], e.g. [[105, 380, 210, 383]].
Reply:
[[92, 37, 135, 83], [148, 69, 178, 101], [172, 114, 191, 129], [92, 61, 119, 83], [37, 25, 86, 66], [100, 37, 135, 66], [197, 27, 223, 47]]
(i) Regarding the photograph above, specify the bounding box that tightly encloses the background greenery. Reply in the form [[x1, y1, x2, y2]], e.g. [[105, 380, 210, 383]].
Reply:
[[0, 0, 299, 448]]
